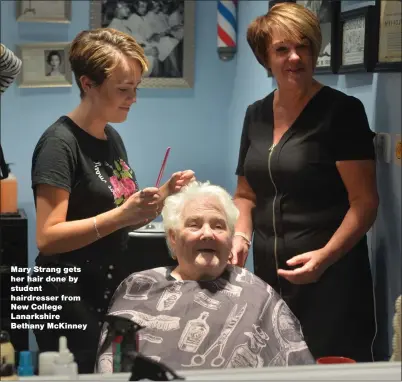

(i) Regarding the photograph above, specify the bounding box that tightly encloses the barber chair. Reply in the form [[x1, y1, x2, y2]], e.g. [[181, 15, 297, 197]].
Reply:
[[126, 221, 177, 274]]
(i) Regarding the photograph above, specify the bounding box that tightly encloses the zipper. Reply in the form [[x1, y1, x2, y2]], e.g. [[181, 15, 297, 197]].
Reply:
[[268, 143, 282, 296]]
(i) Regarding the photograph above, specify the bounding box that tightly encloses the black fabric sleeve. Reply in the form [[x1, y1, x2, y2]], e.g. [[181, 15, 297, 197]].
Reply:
[[330, 96, 376, 161], [235, 106, 251, 176], [32, 137, 76, 193]]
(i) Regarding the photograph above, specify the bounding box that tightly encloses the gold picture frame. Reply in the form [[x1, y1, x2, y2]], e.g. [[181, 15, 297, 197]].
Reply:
[[16, 0, 72, 23], [16, 42, 73, 88]]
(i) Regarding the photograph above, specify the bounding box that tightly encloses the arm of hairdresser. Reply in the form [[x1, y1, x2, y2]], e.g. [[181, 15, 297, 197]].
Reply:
[[35, 137, 194, 255], [0, 44, 22, 93], [231, 106, 256, 267], [36, 184, 160, 255], [33, 136, 161, 255], [232, 176, 256, 266]]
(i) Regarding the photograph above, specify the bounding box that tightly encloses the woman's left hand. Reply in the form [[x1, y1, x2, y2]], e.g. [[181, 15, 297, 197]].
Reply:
[[167, 170, 196, 195], [277, 249, 330, 285]]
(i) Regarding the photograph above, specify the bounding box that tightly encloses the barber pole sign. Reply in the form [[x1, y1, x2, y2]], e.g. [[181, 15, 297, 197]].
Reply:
[[217, 0, 238, 61]]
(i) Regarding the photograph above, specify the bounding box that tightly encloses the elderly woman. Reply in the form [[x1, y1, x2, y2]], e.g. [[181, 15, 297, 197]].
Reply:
[[231, 2, 378, 362], [97, 181, 315, 373]]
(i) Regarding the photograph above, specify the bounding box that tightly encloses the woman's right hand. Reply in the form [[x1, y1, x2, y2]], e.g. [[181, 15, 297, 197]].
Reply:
[[230, 235, 250, 267], [117, 187, 161, 227]]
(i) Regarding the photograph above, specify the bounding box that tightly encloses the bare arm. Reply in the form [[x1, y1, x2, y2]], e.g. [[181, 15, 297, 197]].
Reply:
[[322, 160, 379, 266], [36, 184, 159, 255], [233, 176, 256, 239], [230, 176, 257, 266]]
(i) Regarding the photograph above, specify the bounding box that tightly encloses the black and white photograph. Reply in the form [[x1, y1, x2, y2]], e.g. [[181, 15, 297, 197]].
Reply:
[[337, 7, 376, 73], [16, 42, 72, 88], [342, 15, 365, 66], [296, 0, 333, 70], [44, 49, 65, 77], [101, 0, 185, 79]]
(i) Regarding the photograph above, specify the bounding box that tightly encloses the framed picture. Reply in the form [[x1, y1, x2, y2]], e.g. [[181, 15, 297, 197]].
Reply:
[[89, 0, 195, 89], [340, 0, 376, 13], [16, 0, 71, 23], [16, 43, 73, 88], [268, 0, 295, 8], [372, 0, 402, 72], [296, 0, 340, 74], [336, 6, 376, 73]]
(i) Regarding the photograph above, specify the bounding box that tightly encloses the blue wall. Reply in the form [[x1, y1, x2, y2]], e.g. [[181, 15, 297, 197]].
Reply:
[[1, 0, 400, 357], [227, 0, 401, 358]]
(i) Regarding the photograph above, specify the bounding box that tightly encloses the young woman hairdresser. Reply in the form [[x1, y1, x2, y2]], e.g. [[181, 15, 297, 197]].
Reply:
[[30, 28, 194, 373], [231, 3, 379, 362]]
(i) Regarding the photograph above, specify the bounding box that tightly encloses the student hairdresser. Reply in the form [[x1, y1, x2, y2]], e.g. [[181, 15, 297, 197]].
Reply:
[[29, 28, 194, 373]]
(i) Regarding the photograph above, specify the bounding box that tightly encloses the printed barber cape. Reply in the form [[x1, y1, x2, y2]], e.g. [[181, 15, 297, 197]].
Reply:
[[97, 265, 315, 372]]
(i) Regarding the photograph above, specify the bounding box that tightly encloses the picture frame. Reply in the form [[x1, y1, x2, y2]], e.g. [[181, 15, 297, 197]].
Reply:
[[336, 6, 376, 74], [16, 0, 71, 23], [340, 0, 376, 13], [268, 0, 295, 8], [372, 0, 402, 72], [295, 0, 340, 75], [89, 0, 195, 89], [16, 42, 73, 88]]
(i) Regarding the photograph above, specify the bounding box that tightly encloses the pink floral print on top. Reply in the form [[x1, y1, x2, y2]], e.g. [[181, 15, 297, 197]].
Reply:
[[109, 159, 137, 206]]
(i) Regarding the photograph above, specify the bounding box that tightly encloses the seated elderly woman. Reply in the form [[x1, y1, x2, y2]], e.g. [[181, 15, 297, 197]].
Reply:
[[97, 181, 314, 373]]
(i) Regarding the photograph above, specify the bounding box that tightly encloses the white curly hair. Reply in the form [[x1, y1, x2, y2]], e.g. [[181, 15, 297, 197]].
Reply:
[[161, 181, 239, 255]]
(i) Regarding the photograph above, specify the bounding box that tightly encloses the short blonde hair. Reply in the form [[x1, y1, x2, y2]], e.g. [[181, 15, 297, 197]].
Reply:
[[247, 2, 322, 70], [69, 28, 149, 98]]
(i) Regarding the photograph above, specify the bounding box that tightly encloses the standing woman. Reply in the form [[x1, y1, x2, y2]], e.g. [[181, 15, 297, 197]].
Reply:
[[231, 3, 379, 362], [31, 28, 194, 373]]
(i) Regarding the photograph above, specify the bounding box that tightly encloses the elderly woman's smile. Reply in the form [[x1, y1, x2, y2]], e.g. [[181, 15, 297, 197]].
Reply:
[[161, 182, 238, 281], [169, 196, 232, 279]]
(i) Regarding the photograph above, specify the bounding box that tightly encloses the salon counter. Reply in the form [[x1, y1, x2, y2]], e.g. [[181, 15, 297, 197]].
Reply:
[[16, 362, 402, 380]]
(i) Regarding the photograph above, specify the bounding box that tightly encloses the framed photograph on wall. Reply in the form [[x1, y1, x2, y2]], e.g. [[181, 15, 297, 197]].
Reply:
[[16, 0, 71, 23], [372, 0, 402, 72], [336, 6, 376, 73], [340, 0, 376, 13], [16, 43, 72, 88], [89, 0, 195, 89], [296, 0, 340, 74], [268, 0, 295, 8]]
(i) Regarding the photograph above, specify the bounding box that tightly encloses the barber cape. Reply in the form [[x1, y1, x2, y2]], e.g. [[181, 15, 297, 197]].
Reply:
[[97, 265, 315, 372]]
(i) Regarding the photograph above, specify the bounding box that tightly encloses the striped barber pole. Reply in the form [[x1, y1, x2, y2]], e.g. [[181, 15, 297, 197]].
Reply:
[[217, 0, 238, 61]]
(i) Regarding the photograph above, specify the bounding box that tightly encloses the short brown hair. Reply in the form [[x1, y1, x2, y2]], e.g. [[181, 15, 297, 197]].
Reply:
[[69, 28, 149, 98], [247, 2, 321, 70]]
